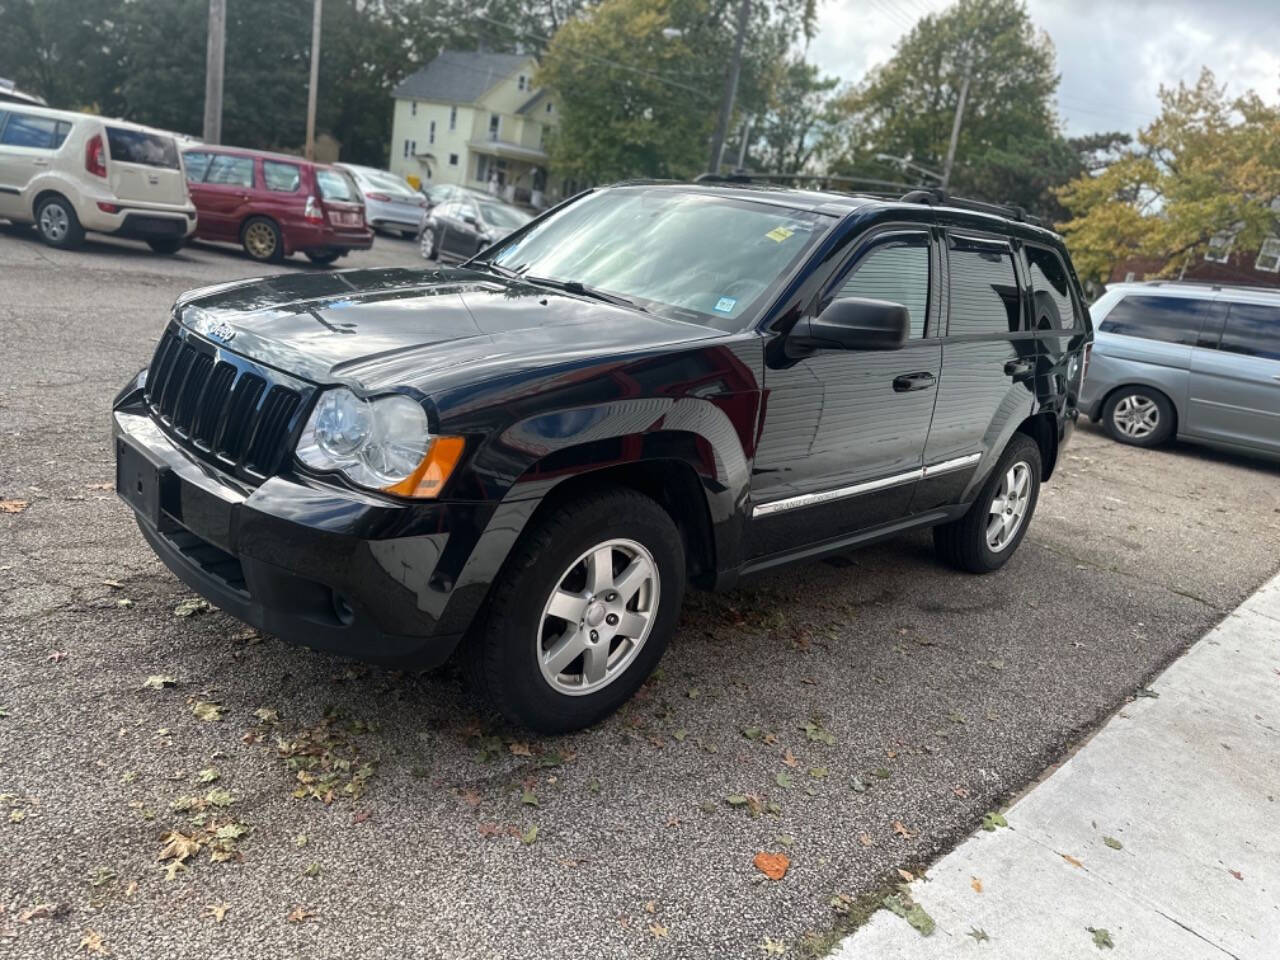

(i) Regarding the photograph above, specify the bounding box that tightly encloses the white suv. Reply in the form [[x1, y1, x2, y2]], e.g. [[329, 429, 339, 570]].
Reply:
[[0, 105, 196, 253]]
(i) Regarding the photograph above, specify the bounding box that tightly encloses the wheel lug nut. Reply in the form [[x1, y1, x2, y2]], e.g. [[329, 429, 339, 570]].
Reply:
[[590, 630, 599, 642], [606, 592, 617, 602], [606, 613, 619, 626]]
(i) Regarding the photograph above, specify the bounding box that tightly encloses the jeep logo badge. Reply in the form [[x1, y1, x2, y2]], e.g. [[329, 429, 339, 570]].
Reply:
[[207, 321, 237, 344]]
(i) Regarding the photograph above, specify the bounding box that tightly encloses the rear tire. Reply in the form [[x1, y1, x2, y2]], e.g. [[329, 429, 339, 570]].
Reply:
[[419, 226, 437, 261], [933, 433, 1042, 574], [35, 195, 85, 249], [306, 251, 340, 266], [1102, 386, 1174, 447], [146, 237, 183, 255], [465, 488, 686, 733], [241, 216, 284, 263]]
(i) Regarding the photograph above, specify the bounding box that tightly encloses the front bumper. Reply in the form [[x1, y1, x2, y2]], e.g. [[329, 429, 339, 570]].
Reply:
[[112, 382, 497, 666]]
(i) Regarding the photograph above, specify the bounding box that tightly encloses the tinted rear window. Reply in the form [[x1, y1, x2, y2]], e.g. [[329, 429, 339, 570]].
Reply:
[[1099, 295, 1223, 346], [316, 169, 357, 202], [1217, 302, 1280, 361], [1026, 245, 1078, 330], [106, 127, 179, 169], [948, 237, 1021, 335]]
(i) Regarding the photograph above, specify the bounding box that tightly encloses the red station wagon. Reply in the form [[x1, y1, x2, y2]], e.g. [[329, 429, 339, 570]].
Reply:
[[181, 146, 373, 265]]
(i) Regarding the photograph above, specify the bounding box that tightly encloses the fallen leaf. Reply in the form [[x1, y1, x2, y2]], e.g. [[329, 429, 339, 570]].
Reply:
[[0, 499, 30, 514], [303, 862, 320, 877], [808, 766, 828, 780], [286, 906, 314, 924], [775, 771, 794, 789], [157, 831, 201, 863], [203, 904, 229, 922], [252, 707, 279, 724], [195, 768, 220, 784], [883, 893, 934, 936], [980, 811, 1008, 831], [18, 902, 67, 922], [753, 851, 790, 881], [509, 741, 532, 756], [672, 728, 687, 742], [521, 824, 538, 845], [1087, 926, 1114, 949], [649, 923, 668, 938], [191, 700, 224, 722], [205, 788, 234, 808], [174, 597, 211, 618], [891, 820, 916, 839], [116, 598, 134, 609], [761, 937, 786, 955], [897, 868, 915, 883], [1062, 853, 1084, 868], [48, 650, 68, 662], [782, 749, 798, 768], [162, 860, 186, 881], [352, 810, 371, 824], [970, 876, 983, 893], [1134, 688, 1159, 699], [1102, 836, 1122, 850], [1228, 868, 1243, 881], [102, 579, 124, 589], [143, 675, 177, 689], [967, 927, 990, 943], [858, 833, 874, 847], [78, 929, 108, 955], [520, 790, 539, 807], [952, 785, 971, 798]]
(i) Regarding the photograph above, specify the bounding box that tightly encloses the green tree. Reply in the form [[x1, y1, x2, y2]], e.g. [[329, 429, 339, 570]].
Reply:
[[1057, 69, 1280, 283], [750, 56, 838, 174], [826, 0, 1071, 214]]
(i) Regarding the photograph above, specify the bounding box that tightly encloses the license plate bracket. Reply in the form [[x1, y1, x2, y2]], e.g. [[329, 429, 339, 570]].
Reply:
[[116, 436, 176, 529]]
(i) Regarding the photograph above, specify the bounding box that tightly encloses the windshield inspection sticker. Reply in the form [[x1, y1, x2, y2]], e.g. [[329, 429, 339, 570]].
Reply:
[[765, 226, 795, 243], [714, 296, 738, 314]]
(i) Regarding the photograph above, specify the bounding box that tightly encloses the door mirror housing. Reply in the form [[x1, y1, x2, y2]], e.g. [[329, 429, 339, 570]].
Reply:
[[461, 213, 479, 227], [786, 297, 910, 357]]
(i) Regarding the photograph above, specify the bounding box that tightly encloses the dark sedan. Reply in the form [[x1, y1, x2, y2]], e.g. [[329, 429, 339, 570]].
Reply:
[[418, 195, 531, 262]]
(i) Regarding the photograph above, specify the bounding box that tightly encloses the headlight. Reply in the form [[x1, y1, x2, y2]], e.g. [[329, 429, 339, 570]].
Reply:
[[296, 388, 464, 498]]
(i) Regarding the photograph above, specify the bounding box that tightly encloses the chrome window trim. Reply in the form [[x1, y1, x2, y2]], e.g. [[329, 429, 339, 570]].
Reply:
[[752, 453, 981, 518]]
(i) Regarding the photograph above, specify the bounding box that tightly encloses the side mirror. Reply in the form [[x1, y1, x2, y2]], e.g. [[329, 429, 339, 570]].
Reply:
[[461, 213, 479, 227], [787, 297, 909, 356]]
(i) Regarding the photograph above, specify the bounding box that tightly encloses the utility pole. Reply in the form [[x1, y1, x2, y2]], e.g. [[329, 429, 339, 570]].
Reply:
[[202, 0, 226, 144], [304, 0, 323, 161], [941, 52, 973, 190], [707, 0, 751, 175], [734, 116, 751, 171]]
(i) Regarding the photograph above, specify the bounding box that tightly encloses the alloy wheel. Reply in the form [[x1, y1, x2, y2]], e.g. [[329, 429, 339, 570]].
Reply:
[[244, 221, 277, 260], [1112, 395, 1159, 439], [420, 228, 435, 260], [536, 538, 659, 696], [39, 203, 69, 242], [986, 461, 1032, 553]]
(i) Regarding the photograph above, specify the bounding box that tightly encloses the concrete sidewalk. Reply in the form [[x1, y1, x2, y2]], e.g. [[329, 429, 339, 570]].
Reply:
[[833, 573, 1280, 959]]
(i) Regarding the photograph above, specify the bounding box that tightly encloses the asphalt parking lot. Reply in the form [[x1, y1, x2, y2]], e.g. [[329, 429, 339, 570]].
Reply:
[[2, 225, 1279, 960]]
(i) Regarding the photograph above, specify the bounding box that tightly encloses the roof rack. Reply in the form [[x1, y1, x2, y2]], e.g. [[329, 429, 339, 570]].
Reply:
[[693, 171, 913, 196], [898, 187, 1044, 227], [1138, 279, 1276, 293]]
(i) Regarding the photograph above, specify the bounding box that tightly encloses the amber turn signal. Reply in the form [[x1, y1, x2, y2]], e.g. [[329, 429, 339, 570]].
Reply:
[[382, 436, 465, 499]]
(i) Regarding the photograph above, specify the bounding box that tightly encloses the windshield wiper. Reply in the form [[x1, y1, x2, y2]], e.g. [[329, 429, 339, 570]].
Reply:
[[471, 259, 522, 280], [523, 275, 646, 312]]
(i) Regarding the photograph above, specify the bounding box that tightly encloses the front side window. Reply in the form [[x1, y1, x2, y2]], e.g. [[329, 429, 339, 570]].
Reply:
[[948, 237, 1021, 335], [835, 234, 930, 339], [1098, 295, 1219, 346], [0, 111, 59, 149], [487, 187, 828, 330], [183, 151, 213, 182], [204, 154, 254, 187], [1217, 302, 1280, 361], [263, 160, 301, 192], [105, 127, 179, 168], [1025, 245, 1079, 330]]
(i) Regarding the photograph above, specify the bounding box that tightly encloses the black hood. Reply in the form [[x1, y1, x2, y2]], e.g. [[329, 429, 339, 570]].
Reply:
[[175, 267, 725, 392]]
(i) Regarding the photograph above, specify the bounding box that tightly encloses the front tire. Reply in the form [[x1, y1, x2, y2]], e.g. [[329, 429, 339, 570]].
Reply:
[[35, 195, 85, 249], [1102, 387, 1174, 447], [934, 433, 1042, 573], [241, 216, 283, 263], [467, 489, 686, 733]]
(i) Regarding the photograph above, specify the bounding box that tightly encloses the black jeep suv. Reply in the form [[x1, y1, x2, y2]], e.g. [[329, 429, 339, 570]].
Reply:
[[113, 182, 1090, 732]]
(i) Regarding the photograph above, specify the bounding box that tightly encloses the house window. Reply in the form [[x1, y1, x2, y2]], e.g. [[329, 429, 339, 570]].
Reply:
[[411, 101, 417, 117], [546, 102, 553, 114], [518, 75, 526, 91], [1205, 232, 1234, 264], [489, 113, 500, 141], [1255, 237, 1280, 273], [403, 139, 410, 158], [429, 120, 435, 145], [449, 105, 457, 131], [449, 153, 458, 166]]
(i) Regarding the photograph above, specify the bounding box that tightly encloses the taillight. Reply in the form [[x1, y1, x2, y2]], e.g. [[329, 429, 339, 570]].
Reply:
[[96, 201, 120, 213], [85, 134, 107, 178], [364, 192, 390, 202], [304, 196, 323, 223]]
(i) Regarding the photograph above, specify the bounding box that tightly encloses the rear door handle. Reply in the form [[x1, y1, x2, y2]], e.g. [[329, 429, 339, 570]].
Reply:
[[893, 372, 936, 392], [1004, 359, 1034, 380], [32, 158, 50, 167]]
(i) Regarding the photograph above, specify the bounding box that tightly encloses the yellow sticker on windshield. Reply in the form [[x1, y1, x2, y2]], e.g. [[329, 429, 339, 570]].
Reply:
[[765, 226, 795, 243]]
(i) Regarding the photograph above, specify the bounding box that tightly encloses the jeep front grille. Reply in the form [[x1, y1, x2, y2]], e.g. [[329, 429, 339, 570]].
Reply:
[[144, 326, 305, 479]]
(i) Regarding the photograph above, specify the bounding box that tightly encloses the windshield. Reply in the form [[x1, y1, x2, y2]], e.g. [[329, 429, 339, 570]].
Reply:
[[478, 202, 531, 231], [486, 187, 828, 329]]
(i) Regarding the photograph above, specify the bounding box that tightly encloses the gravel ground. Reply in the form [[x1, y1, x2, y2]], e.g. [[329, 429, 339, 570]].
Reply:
[[2, 225, 1278, 959]]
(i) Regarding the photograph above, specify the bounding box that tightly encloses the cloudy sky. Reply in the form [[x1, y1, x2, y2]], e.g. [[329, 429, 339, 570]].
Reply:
[[809, 0, 1280, 137]]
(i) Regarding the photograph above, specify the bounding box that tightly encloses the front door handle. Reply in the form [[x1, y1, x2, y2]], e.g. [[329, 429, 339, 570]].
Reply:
[[32, 158, 50, 167], [893, 371, 936, 392], [1004, 359, 1034, 380]]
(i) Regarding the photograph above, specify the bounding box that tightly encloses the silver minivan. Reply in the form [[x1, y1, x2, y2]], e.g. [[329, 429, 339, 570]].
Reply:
[[1080, 281, 1280, 457]]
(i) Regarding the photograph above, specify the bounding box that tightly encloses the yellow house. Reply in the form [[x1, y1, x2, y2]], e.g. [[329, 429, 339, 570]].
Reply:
[[389, 50, 562, 207]]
